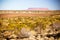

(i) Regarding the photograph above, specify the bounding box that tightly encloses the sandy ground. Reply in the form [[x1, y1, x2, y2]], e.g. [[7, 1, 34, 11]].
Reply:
[[0, 13, 56, 18]]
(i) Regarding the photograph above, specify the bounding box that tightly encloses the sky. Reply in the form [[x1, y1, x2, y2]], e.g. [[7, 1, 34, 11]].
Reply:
[[0, 0, 60, 10]]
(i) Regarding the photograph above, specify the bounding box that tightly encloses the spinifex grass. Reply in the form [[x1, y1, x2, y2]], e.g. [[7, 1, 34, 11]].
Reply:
[[0, 15, 60, 32]]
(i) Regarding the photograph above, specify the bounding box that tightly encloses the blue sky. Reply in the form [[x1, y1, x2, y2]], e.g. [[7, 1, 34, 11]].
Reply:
[[0, 0, 60, 10]]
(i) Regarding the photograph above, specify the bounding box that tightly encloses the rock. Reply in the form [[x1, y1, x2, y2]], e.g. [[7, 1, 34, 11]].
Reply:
[[18, 27, 36, 38], [34, 26, 41, 34], [34, 23, 43, 34], [42, 26, 54, 36], [29, 35, 36, 40], [2, 31, 12, 38], [29, 30, 37, 36], [37, 34, 41, 40], [52, 21, 60, 30], [49, 37, 54, 40], [0, 33, 3, 38], [10, 39, 17, 40], [17, 39, 23, 40], [1, 30, 17, 39], [44, 37, 49, 40], [0, 38, 6, 40], [19, 28, 30, 38], [40, 38, 45, 40], [9, 34, 17, 39], [23, 38, 29, 40], [58, 38, 60, 40]]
